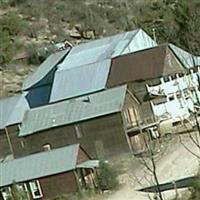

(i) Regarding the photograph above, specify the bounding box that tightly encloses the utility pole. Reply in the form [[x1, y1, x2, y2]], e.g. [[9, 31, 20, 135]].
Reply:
[[152, 28, 157, 43]]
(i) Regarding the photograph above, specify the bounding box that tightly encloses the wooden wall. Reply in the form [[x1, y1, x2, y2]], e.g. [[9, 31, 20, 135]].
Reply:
[[14, 113, 130, 159], [39, 171, 78, 200]]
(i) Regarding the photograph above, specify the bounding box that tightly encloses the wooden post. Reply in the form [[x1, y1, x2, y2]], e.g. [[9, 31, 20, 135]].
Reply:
[[5, 127, 14, 156], [73, 170, 82, 192]]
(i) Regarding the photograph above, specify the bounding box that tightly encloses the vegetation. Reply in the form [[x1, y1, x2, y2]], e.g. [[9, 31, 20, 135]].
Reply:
[[7, 183, 28, 200], [96, 161, 119, 191], [189, 177, 200, 200], [1, 0, 200, 66]]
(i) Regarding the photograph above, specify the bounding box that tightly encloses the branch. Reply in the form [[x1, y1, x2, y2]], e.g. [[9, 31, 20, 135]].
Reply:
[[179, 135, 200, 159]]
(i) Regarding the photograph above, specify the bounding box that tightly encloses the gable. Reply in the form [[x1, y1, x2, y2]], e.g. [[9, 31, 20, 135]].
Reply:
[[107, 45, 166, 87], [163, 47, 185, 75]]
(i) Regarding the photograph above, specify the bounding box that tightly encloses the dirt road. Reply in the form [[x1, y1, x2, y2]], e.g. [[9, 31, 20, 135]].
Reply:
[[106, 134, 200, 200]]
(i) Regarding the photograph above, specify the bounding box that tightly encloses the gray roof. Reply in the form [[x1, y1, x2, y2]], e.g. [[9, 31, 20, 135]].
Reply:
[[0, 144, 79, 187], [50, 29, 157, 102], [50, 59, 111, 102], [19, 85, 127, 137], [77, 160, 99, 169], [22, 49, 69, 90], [169, 44, 200, 69], [0, 94, 29, 130]]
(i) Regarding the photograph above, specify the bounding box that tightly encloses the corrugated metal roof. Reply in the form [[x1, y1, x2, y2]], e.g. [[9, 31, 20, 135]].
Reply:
[[22, 49, 69, 90], [107, 45, 167, 87], [0, 94, 29, 130], [169, 44, 200, 69], [19, 85, 127, 137], [50, 59, 111, 102], [57, 29, 157, 71], [50, 29, 157, 102], [0, 144, 79, 187]]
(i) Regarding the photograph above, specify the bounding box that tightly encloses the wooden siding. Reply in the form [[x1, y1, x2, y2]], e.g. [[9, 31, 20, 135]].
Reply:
[[77, 147, 90, 164], [39, 171, 78, 200], [128, 81, 156, 125], [7, 125, 26, 159], [0, 129, 11, 159], [14, 113, 130, 159]]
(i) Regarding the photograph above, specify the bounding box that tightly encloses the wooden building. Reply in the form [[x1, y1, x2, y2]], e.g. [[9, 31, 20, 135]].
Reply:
[[0, 144, 98, 200], [10, 85, 148, 158]]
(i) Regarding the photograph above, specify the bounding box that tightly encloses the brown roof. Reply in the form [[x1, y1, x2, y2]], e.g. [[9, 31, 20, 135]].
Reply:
[[107, 44, 183, 87]]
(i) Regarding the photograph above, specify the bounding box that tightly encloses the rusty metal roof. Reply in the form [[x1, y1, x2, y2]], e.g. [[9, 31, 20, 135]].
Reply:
[[107, 44, 183, 87]]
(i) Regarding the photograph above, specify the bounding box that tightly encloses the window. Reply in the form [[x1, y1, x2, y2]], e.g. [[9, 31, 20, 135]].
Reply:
[[29, 180, 43, 199], [75, 125, 82, 138], [43, 144, 51, 151]]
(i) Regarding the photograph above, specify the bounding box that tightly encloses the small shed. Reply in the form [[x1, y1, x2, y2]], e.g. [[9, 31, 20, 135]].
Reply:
[[0, 144, 98, 200]]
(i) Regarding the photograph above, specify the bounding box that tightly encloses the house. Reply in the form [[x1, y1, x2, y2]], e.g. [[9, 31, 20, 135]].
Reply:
[[22, 29, 157, 106], [0, 144, 99, 200], [49, 43, 186, 126], [0, 94, 29, 160], [12, 85, 150, 158], [14, 43, 189, 158]]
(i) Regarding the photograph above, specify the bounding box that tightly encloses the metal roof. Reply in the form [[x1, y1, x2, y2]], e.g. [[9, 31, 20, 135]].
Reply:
[[169, 44, 200, 69], [50, 59, 111, 102], [0, 94, 29, 130], [50, 29, 157, 102], [0, 144, 79, 187], [108, 45, 167, 87], [77, 160, 99, 169], [19, 85, 127, 137], [58, 29, 157, 71], [22, 49, 69, 90], [57, 30, 138, 71]]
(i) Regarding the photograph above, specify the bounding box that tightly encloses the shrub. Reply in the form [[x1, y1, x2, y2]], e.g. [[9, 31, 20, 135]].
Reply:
[[189, 176, 200, 200], [0, 12, 27, 36], [0, 29, 13, 65], [96, 161, 119, 191], [27, 43, 56, 65]]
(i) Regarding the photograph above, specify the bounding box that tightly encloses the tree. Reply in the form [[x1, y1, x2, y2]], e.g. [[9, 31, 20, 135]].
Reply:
[[96, 161, 119, 191], [138, 130, 164, 200]]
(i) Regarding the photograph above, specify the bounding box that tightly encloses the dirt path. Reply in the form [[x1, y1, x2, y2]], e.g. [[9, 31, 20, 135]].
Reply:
[[106, 134, 200, 200]]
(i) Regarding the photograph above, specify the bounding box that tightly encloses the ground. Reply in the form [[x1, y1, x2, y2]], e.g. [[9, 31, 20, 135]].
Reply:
[[88, 133, 200, 200]]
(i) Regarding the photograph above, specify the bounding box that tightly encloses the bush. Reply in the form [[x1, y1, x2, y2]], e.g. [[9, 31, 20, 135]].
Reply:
[[0, 12, 27, 36], [189, 176, 200, 200], [96, 161, 119, 191], [27, 44, 55, 65]]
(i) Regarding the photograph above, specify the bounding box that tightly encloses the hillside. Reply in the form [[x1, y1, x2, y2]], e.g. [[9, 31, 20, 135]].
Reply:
[[0, 0, 200, 98]]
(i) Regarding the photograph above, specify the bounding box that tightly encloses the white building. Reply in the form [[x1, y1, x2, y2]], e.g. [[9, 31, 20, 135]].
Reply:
[[146, 67, 200, 122]]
